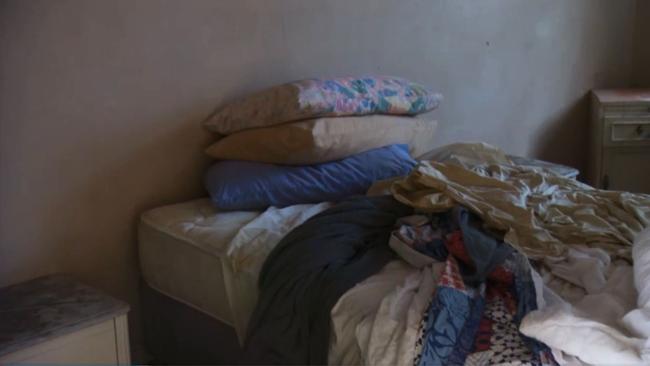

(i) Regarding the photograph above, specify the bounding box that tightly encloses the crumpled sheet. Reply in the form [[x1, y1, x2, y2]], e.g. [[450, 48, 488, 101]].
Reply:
[[520, 231, 650, 365], [418, 141, 579, 179], [329, 260, 431, 366], [390, 147, 650, 260]]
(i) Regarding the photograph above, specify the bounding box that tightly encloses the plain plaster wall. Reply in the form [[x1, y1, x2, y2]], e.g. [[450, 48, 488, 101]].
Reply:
[[634, 0, 650, 86], [0, 0, 640, 344]]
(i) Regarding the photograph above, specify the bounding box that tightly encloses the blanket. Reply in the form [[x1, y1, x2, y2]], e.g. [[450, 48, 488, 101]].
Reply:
[[243, 196, 413, 365], [389, 208, 555, 366], [391, 158, 650, 260]]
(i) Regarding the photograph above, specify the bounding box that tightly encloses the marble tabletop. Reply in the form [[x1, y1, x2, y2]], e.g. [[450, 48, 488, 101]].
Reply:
[[0, 274, 129, 357]]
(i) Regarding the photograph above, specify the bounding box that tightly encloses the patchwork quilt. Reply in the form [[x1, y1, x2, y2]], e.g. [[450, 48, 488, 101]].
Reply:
[[413, 235, 555, 366], [393, 208, 556, 366]]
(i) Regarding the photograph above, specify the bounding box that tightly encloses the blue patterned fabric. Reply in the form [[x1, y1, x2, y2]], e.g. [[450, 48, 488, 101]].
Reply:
[[447, 287, 486, 366], [419, 287, 477, 365], [405, 207, 556, 365], [418, 284, 487, 366]]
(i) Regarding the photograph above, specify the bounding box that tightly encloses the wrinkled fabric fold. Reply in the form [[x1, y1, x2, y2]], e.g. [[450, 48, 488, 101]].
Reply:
[[391, 160, 650, 260]]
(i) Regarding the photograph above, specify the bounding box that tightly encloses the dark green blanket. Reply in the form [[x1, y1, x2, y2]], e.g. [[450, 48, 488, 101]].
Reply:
[[243, 196, 413, 365]]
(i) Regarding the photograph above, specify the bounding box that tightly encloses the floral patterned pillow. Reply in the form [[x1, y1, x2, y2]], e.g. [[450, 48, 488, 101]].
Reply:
[[205, 76, 442, 135]]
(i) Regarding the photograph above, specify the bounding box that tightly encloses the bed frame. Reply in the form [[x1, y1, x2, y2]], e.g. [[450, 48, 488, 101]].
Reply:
[[140, 281, 244, 365]]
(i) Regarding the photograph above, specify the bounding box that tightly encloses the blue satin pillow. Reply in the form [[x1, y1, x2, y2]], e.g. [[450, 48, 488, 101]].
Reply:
[[205, 144, 416, 210]]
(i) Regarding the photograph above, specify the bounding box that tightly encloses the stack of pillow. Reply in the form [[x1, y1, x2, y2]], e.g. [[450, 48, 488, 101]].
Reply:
[[203, 76, 442, 210]]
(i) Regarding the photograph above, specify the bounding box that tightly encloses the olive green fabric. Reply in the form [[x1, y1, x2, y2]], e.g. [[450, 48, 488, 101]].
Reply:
[[391, 160, 650, 260]]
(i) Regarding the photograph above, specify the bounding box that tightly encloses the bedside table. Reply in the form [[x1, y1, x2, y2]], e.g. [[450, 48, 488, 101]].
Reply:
[[589, 89, 650, 193], [0, 275, 130, 364]]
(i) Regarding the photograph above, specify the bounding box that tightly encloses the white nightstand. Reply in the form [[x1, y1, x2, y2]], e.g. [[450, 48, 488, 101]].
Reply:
[[589, 89, 650, 193], [0, 275, 130, 365]]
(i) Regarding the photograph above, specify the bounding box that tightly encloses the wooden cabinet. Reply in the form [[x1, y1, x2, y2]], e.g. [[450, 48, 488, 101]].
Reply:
[[589, 90, 650, 193]]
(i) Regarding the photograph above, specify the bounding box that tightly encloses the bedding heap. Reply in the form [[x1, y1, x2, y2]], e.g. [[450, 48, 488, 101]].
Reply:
[[202, 76, 442, 210], [244, 193, 558, 365], [241, 142, 650, 365], [381, 143, 650, 365]]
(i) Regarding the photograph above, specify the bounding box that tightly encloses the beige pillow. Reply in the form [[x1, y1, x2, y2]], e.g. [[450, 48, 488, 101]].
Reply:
[[205, 115, 438, 165]]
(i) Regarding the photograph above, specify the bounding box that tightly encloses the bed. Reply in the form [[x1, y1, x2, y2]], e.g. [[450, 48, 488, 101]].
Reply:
[[138, 199, 331, 363], [138, 199, 249, 363], [138, 144, 650, 365], [139, 199, 258, 331]]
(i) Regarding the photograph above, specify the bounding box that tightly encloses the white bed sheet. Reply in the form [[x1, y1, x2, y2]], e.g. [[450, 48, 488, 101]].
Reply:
[[138, 198, 331, 344], [520, 228, 650, 365]]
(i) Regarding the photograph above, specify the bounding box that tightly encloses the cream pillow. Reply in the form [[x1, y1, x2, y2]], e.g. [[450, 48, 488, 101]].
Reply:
[[205, 115, 438, 165]]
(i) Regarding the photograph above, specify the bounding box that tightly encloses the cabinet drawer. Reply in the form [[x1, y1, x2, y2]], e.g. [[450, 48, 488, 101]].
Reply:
[[605, 120, 650, 146], [0, 318, 123, 365], [603, 105, 650, 118]]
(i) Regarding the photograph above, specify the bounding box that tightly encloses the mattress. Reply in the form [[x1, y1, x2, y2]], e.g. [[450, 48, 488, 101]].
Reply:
[[138, 198, 330, 344]]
